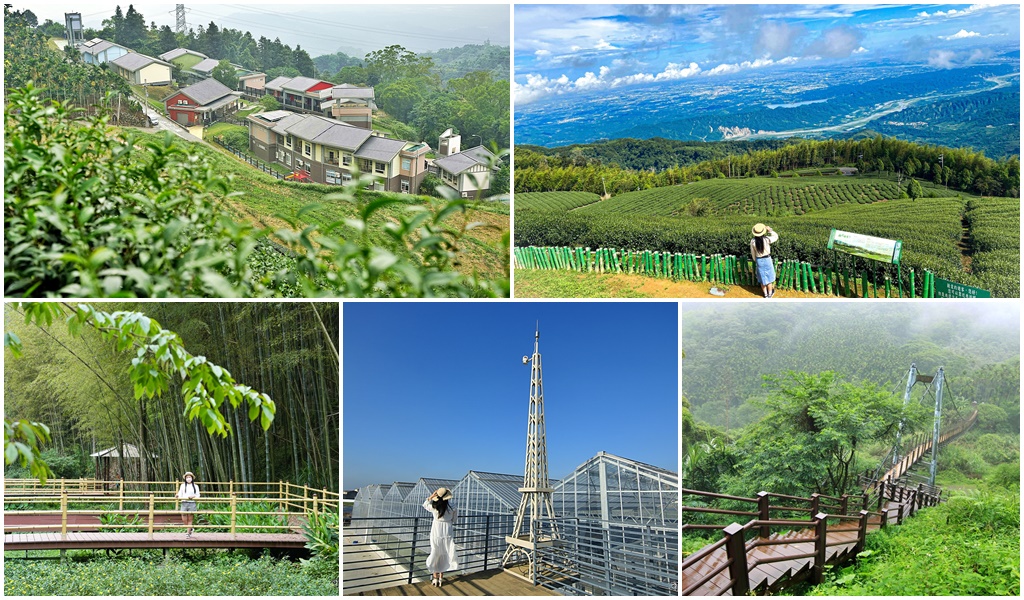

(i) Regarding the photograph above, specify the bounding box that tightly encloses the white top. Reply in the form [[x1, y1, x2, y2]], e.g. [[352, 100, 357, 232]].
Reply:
[[422, 498, 458, 525], [750, 230, 779, 260], [176, 482, 201, 500]]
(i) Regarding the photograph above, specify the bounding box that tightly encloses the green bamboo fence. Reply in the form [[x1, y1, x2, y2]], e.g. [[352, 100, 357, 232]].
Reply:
[[513, 246, 938, 298]]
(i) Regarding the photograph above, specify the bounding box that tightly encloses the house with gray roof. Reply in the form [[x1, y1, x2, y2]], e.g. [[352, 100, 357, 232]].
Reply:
[[162, 78, 241, 126], [247, 111, 429, 193], [158, 47, 208, 63], [110, 52, 173, 85], [262, 77, 374, 126], [79, 37, 129, 65], [319, 84, 376, 129], [433, 142, 501, 198]]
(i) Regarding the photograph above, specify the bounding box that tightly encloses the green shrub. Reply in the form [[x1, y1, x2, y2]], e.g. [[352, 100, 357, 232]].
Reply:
[[976, 433, 1019, 465], [987, 461, 1020, 491], [938, 444, 988, 479], [301, 510, 339, 560]]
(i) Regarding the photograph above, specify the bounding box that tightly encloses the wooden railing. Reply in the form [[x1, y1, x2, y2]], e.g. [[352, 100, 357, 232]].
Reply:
[[4, 480, 339, 538], [681, 411, 976, 595]]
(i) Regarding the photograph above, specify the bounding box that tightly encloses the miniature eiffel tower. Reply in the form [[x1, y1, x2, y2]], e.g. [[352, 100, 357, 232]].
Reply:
[[502, 326, 558, 579]]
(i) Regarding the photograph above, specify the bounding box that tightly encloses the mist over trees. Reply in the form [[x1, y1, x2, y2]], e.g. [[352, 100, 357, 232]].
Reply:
[[681, 304, 1020, 433]]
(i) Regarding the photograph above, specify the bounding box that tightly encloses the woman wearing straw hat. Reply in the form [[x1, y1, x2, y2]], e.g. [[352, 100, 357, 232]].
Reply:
[[750, 223, 779, 298], [423, 487, 458, 587], [176, 471, 201, 538]]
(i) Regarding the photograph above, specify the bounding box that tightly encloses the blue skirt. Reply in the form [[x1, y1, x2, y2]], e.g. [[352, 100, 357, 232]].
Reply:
[[755, 256, 776, 285]]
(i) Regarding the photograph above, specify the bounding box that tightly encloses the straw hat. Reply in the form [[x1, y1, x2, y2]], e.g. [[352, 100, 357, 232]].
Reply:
[[434, 487, 453, 501], [183, 471, 195, 480], [752, 223, 768, 236]]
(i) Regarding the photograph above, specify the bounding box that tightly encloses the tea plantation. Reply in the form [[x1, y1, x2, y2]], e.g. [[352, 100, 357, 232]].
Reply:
[[515, 178, 1019, 297]]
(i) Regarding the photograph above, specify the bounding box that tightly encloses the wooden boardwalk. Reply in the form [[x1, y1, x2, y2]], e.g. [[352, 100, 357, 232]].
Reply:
[[356, 569, 559, 596], [683, 490, 916, 594], [4, 531, 307, 551]]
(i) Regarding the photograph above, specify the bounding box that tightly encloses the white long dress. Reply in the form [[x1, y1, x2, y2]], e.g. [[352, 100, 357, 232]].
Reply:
[[422, 499, 458, 573]]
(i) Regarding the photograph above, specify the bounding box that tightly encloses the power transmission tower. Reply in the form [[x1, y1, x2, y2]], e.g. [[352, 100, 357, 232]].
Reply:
[[175, 4, 187, 35], [502, 326, 558, 580]]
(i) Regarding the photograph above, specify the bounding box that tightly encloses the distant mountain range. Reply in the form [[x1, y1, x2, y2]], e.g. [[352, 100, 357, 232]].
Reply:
[[516, 59, 1020, 159]]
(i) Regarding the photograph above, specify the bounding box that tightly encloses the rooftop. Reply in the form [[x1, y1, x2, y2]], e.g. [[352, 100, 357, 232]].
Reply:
[[433, 145, 498, 174], [191, 57, 221, 74], [281, 76, 328, 93], [110, 52, 171, 72], [354, 135, 407, 162], [158, 47, 207, 62], [175, 78, 237, 106]]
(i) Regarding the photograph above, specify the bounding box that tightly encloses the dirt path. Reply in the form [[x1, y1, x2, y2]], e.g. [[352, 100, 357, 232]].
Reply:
[[514, 269, 832, 299]]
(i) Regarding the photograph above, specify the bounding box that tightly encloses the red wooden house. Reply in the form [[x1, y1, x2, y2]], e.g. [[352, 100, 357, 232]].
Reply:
[[163, 78, 242, 126]]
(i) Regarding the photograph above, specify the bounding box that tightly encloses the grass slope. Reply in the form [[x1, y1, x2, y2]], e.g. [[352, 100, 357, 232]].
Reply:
[[804, 490, 1019, 596], [131, 130, 509, 281]]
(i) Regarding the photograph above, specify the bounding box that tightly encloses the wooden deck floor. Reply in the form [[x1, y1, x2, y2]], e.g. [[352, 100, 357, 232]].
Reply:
[[4, 531, 308, 550], [683, 500, 909, 595], [355, 569, 559, 596]]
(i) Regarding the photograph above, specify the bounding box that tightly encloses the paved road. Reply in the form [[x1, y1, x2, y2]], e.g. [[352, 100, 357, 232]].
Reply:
[[134, 98, 203, 143]]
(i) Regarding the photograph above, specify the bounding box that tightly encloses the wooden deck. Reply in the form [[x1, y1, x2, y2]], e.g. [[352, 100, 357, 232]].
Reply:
[[4, 531, 308, 551], [356, 569, 559, 596]]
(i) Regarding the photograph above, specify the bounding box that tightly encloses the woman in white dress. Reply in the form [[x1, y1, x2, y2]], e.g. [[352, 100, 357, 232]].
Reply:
[[176, 471, 201, 538], [423, 487, 458, 587]]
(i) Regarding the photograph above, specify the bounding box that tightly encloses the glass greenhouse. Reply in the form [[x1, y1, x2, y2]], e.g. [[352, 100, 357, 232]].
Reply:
[[346, 452, 678, 595], [553, 451, 678, 525]]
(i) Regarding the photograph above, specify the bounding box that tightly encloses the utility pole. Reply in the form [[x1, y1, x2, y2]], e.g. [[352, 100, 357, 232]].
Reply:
[[938, 153, 946, 191], [503, 326, 558, 581]]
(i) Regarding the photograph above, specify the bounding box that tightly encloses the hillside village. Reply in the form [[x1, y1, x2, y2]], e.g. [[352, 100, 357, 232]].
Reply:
[[49, 8, 506, 197]]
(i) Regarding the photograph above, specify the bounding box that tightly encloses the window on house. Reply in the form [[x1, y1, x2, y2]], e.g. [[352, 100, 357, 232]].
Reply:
[[304, 143, 311, 157], [401, 180, 410, 193], [359, 159, 373, 172], [374, 162, 386, 175], [285, 136, 293, 148], [276, 134, 284, 144], [342, 155, 352, 166], [342, 173, 352, 182], [284, 154, 291, 166], [401, 158, 411, 171]]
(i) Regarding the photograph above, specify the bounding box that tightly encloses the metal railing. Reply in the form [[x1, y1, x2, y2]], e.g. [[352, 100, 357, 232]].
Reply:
[[533, 516, 679, 596], [210, 139, 287, 179], [343, 514, 515, 594], [4, 479, 339, 537]]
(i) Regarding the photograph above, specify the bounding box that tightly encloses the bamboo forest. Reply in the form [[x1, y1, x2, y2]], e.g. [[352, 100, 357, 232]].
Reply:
[[680, 302, 1019, 596], [3, 302, 340, 596]]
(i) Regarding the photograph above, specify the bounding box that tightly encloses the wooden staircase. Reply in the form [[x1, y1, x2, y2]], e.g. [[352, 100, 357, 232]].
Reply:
[[682, 410, 977, 596]]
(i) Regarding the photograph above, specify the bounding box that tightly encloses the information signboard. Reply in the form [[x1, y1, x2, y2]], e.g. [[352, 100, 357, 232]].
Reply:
[[827, 229, 902, 264], [934, 277, 991, 299]]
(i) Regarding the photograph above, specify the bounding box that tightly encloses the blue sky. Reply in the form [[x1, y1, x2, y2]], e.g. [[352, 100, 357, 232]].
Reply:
[[342, 302, 678, 490], [515, 4, 1021, 105]]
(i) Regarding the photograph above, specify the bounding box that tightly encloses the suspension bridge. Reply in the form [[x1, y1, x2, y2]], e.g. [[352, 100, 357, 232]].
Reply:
[[681, 364, 979, 595], [4, 479, 339, 553]]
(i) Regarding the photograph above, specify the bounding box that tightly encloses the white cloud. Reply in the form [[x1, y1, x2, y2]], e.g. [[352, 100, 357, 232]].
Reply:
[[940, 29, 982, 40], [917, 4, 992, 21], [514, 61, 702, 104], [805, 25, 866, 58], [705, 55, 798, 77], [534, 49, 551, 57], [594, 38, 620, 51], [928, 49, 958, 69], [853, 46, 869, 54]]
